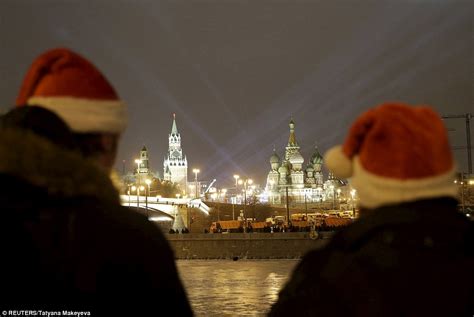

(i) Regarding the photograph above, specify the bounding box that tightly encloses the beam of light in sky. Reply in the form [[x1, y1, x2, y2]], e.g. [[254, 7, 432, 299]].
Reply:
[[138, 2, 247, 175], [23, 0, 471, 183], [202, 3, 471, 184], [40, 2, 245, 180]]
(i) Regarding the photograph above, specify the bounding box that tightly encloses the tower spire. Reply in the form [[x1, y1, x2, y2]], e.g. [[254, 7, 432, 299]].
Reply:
[[171, 113, 178, 135], [164, 112, 188, 189], [288, 118, 297, 146]]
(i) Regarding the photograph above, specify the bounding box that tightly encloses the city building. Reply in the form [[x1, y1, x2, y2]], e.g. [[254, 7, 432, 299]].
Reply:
[[163, 114, 188, 192], [121, 145, 160, 189], [264, 119, 345, 205], [137, 145, 150, 175]]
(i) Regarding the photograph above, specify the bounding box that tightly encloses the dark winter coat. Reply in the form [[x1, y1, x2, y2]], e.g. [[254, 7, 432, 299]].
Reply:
[[269, 198, 474, 317], [0, 127, 193, 316]]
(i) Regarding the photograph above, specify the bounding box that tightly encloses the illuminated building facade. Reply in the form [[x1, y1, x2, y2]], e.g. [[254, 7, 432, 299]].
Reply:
[[163, 114, 188, 191], [265, 119, 327, 204]]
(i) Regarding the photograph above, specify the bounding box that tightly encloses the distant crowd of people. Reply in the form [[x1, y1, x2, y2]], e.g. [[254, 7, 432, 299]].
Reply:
[[1, 47, 472, 316], [203, 223, 347, 234], [201, 217, 351, 234]]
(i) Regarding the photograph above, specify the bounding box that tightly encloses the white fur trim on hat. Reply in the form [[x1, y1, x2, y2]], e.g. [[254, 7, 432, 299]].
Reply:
[[351, 157, 458, 209], [324, 145, 353, 179], [27, 96, 127, 134]]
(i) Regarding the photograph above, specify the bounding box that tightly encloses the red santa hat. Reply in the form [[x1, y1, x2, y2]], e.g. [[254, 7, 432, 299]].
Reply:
[[16, 48, 127, 133], [324, 103, 458, 209]]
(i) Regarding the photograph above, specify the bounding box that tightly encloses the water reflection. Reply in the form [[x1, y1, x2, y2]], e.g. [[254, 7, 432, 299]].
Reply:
[[177, 259, 298, 317]]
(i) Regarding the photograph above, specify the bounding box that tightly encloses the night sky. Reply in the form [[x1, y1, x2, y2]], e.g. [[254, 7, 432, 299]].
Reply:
[[0, 0, 472, 187]]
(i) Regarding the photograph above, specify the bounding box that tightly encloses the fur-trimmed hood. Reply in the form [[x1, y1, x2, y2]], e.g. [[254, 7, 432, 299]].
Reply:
[[0, 127, 120, 204]]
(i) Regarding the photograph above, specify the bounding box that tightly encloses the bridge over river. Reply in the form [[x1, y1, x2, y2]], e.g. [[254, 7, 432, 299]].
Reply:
[[120, 195, 211, 230]]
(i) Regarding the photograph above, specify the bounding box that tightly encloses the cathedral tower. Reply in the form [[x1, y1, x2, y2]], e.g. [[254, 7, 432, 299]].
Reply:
[[163, 114, 188, 191]]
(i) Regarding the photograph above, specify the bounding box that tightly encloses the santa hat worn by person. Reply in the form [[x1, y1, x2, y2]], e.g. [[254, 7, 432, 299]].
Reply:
[[15, 48, 127, 134], [324, 103, 458, 209]]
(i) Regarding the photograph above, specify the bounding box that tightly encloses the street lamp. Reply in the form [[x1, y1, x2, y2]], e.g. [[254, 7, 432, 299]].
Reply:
[[135, 159, 142, 211], [284, 185, 290, 226], [350, 189, 356, 217], [175, 193, 181, 230], [145, 179, 151, 211], [232, 175, 240, 220], [211, 193, 219, 221], [337, 188, 342, 209], [193, 168, 200, 198], [135, 159, 142, 175], [329, 185, 335, 210], [304, 190, 308, 216], [234, 174, 240, 187], [131, 185, 137, 209], [132, 185, 143, 212], [139, 186, 145, 213], [238, 178, 253, 221]]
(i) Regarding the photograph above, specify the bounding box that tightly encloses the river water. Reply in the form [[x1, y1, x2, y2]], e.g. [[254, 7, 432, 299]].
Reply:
[[176, 259, 299, 317]]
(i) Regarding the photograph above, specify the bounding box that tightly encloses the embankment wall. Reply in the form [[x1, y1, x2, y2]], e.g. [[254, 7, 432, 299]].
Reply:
[[167, 232, 334, 259]]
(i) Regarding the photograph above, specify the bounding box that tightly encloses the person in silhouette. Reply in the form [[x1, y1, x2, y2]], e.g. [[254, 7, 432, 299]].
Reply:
[[270, 103, 473, 316], [0, 48, 193, 315]]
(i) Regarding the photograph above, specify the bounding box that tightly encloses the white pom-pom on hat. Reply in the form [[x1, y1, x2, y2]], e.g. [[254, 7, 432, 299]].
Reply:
[[324, 145, 353, 179]]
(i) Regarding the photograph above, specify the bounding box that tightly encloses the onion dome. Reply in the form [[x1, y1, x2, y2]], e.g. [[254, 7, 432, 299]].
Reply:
[[289, 151, 304, 165], [311, 147, 323, 165], [270, 151, 280, 164]]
